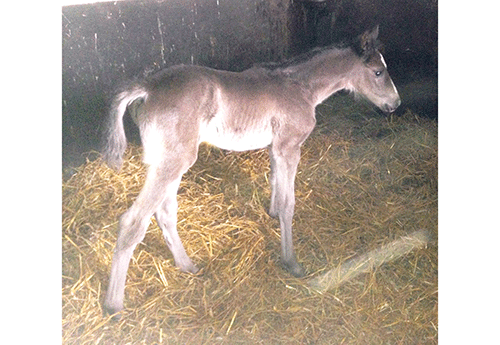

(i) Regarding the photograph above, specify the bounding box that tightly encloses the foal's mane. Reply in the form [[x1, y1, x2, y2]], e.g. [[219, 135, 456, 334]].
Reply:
[[253, 42, 351, 72], [251, 32, 382, 74]]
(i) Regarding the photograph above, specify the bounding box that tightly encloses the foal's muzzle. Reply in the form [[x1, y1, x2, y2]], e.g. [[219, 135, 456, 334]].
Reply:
[[381, 97, 401, 113]]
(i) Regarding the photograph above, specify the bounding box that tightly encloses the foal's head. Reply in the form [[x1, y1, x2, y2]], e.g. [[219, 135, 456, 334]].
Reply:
[[348, 26, 401, 113]]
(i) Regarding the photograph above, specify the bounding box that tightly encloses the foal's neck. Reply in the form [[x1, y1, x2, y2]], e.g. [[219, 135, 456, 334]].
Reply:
[[286, 48, 357, 106]]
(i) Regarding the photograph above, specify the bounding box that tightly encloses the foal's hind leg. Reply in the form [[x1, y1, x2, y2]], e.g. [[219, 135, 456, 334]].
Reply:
[[103, 149, 199, 316], [154, 177, 199, 274], [104, 163, 172, 315]]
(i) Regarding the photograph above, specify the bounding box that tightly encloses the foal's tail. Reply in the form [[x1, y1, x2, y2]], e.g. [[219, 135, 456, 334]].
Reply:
[[103, 85, 148, 171]]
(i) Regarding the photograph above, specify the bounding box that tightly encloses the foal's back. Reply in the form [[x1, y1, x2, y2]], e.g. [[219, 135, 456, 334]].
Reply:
[[137, 64, 314, 152]]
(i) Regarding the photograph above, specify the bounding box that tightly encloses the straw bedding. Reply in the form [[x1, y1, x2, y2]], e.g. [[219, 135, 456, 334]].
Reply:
[[62, 97, 437, 344]]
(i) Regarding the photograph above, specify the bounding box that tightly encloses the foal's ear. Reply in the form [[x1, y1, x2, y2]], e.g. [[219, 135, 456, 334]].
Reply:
[[358, 25, 380, 58]]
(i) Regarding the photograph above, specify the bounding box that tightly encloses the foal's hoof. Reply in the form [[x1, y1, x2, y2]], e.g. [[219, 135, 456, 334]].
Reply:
[[282, 260, 307, 278], [103, 303, 124, 321], [267, 208, 279, 219], [180, 262, 200, 275]]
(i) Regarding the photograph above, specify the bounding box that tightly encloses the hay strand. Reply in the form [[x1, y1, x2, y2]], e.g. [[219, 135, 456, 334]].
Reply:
[[308, 229, 431, 293]]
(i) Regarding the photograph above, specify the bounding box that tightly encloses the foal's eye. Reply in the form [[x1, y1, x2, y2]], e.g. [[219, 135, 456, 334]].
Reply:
[[375, 70, 383, 77]]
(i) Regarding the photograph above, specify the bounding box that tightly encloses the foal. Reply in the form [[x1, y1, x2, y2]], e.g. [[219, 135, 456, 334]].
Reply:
[[103, 26, 400, 315]]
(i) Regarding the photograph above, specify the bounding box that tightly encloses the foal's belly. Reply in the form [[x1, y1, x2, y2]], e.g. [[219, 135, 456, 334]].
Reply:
[[199, 116, 273, 152]]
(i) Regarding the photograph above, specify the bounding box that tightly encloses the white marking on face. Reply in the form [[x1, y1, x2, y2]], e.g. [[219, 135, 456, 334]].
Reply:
[[390, 78, 398, 95], [379, 53, 399, 95], [379, 52, 387, 68]]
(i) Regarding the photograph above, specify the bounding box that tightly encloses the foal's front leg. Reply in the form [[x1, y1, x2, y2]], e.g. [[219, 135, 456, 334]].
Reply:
[[269, 146, 306, 277], [268, 149, 279, 219]]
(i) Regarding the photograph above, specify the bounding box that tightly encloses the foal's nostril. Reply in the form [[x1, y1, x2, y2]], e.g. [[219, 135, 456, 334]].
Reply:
[[394, 97, 401, 109], [384, 98, 401, 113]]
